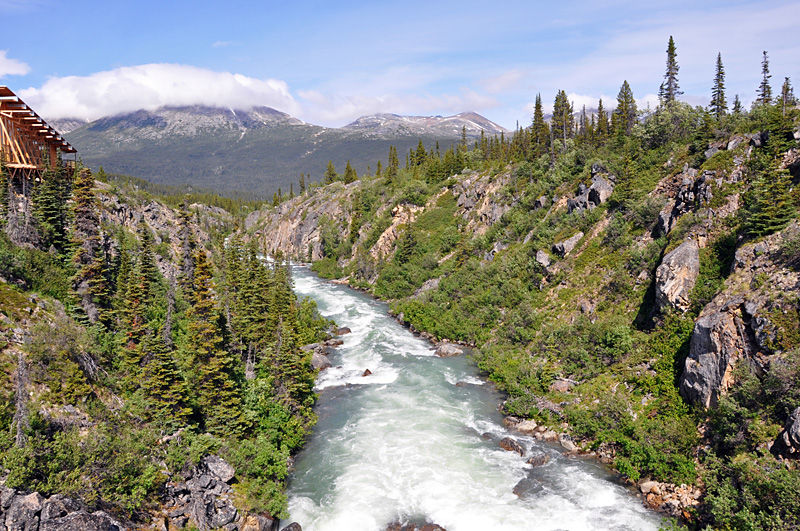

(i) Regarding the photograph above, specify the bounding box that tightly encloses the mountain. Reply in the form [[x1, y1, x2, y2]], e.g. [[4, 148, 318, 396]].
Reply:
[[62, 106, 507, 198]]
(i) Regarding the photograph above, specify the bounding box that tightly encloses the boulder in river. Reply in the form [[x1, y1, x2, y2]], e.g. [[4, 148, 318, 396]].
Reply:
[[527, 454, 549, 467], [362, 369, 372, 377], [336, 327, 351, 335], [499, 437, 525, 456], [311, 352, 332, 371], [280, 524, 302, 531], [434, 343, 464, 357]]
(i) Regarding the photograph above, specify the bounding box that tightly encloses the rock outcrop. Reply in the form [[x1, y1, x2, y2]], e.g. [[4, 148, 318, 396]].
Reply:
[[552, 232, 583, 258], [773, 407, 800, 458], [0, 490, 125, 531], [654, 239, 700, 313], [566, 164, 616, 214]]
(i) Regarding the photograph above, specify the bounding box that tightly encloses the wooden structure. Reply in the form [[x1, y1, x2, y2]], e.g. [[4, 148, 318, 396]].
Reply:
[[0, 86, 76, 179]]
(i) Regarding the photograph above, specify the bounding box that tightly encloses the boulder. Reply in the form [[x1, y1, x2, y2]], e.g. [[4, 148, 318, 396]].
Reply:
[[655, 240, 700, 313], [533, 196, 549, 210], [526, 454, 549, 467], [679, 300, 756, 408], [435, 343, 464, 357], [311, 352, 331, 371], [499, 437, 525, 456], [515, 420, 538, 433], [39, 511, 123, 531], [241, 515, 279, 531], [549, 379, 574, 393], [335, 327, 351, 335], [639, 481, 659, 494], [535, 250, 550, 268], [202, 455, 236, 483], [552, 232, 583, 258], [41, 495, 82, 522], [559, 434, 578, 452], [280, 524, 302, 531], [588, 174, 614, 205], [5, 492, 44, 531], [1, 487, 16, 510], [362, 369, 372, 377]]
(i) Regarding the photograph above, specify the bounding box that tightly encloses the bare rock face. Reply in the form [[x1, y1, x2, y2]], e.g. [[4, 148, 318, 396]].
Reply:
[[552, 232, 583, 258], [679, 299, 757, 408], [773, 407, 800, 458], [655, 239, 700, 313], [5, 492, 44, 531], [202, 455, 236, 484], [535, 250, 551, 268]]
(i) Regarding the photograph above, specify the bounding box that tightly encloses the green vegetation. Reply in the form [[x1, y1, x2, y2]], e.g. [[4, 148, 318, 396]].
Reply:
[[292, 41, 800, 529], [0, 163, 330, 522]]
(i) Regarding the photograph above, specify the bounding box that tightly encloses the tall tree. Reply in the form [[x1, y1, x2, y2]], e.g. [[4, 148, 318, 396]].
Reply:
[[612, 80, 638, 136], [732, 94, 743, 115], [71, 169, 107, 324], [757, 50, 772, 105], [299, 173, 306, 194], [660, 36, 682, 104], [531, 93, 549, 157], [186, 250, 245, 436], [324, 161, 337, 184], [780, 77, 796, 118], [386, 145, 399, 183], [551, 90, 573, 149], [595, 98, 609, 144], [710, 52, 728, 118], [343, 160, 357, 184]]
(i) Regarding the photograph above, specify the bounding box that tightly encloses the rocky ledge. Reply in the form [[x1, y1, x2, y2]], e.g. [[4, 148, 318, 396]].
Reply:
[[0, 489, 126, 531]]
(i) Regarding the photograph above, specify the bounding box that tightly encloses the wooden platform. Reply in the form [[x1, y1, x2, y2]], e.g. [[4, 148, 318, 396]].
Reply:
[[0, 86, 76, 175]]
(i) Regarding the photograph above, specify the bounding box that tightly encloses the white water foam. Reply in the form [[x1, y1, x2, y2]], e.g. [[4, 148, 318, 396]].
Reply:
[[287, 266, 663, 531]]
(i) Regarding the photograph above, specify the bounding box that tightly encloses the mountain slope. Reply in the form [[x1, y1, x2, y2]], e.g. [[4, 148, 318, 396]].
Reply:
[[63, 106, 506, 198]]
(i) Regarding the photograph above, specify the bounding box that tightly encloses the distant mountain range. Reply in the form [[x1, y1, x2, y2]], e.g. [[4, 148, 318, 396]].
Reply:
[[57, 106, 506, 198]]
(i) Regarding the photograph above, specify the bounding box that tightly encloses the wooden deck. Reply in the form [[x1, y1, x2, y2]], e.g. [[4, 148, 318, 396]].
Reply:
[[0, 86, 76, 175]]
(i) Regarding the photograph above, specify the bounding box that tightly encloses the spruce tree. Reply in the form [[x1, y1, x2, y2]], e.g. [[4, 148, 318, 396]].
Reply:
[[710, 53, 728, 118], [142, 330, 191, 433], [613, 80, 638, 136], [186, 249, 245, 436], [299, 174, 306, 194], [757, 50, 772, 105], [551, 90, 573, 148], [343, 160, 357, 184], [660, 36, 682, 103], [324, 161, 337, 184], [595, 98, 609, 144], [386, 146, 399, 183], [732, 94, 743, 115], [780, 77, 796, 118], [71, 168, 107, 324], [531, 93, 549, 157]]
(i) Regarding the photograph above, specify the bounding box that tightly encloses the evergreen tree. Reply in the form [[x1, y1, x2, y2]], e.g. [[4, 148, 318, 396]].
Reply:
[[186, 250, 245, 436], [142, 330, 191, 433], [299, 173, 306, 194], [780, 77, 796, 118], [324, 161, 337, 184], [343, 161, 357, 184], [71, 169, 107, 324], [551, 90, 573, 148], [596, 98, 609, 144], [710, 52, 728, 118], [660, 36, 682, 103], [33, 164, 71, 253], [0, 155, 9, 226], [732, 94, 743, 115], [531, 93, 549, 157], [375, 160, 383, 178], [386, 146, 399, 183], [177, 200, 195, 295], [613, 80, 638, 136], [757, 50, 772, 105]]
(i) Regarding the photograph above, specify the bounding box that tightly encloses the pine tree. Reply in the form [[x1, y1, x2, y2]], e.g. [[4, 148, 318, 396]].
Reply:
[[0, 155, 9, 226], [324, 161, 337, 184], [386, 146, 399, 183], [299, 173, 306, 194], [710, 52, 728, 118], [757, 50, 772, 105], [732, 94, 743, 115], [613, 80, 638, 136], [142, 330, 191, 433], [186, 250, 245, 436], [551, 90, 573, 149], [660, 36, 682, 104], [531, 93, 549, 157], [343, 160, 357, 184], [780, 77, 796, 118], [33, 164, 71, 253], [71, 169, 107, 324], [596, 98, 609, 144], [177, 200, 195, 295], [375, 160, 383, 178]]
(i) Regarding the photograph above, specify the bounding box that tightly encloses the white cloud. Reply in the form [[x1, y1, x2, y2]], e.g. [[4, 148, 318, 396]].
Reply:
[[0, 50, 30, 77], [19, 64, 300, 120], [479, 69, 526, 94]]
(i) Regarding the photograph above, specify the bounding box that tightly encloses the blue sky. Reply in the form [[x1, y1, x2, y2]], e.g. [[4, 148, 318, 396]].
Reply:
[[1, 0, 798, 129]]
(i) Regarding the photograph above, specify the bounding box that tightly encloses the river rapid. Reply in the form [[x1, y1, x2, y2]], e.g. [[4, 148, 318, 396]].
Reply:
[[286, 266, 664, 531]]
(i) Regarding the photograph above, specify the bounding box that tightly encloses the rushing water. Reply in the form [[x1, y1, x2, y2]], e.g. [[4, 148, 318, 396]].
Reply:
[[286, 266, 664, 531]]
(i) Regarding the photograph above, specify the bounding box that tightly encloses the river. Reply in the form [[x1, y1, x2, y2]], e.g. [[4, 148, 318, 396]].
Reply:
[[286, 265, 664, 531]]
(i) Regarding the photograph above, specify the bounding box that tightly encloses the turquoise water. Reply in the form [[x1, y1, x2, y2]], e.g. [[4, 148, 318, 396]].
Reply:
[[286, 266, 664, 531]]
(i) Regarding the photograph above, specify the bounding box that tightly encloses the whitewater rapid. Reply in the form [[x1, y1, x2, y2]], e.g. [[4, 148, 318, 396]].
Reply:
[[286, 266, 664, 531]]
